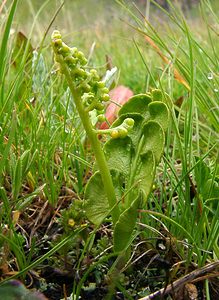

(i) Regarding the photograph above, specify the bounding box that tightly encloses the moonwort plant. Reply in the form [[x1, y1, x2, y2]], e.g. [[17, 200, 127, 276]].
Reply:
[[51, 30, 170, 252]]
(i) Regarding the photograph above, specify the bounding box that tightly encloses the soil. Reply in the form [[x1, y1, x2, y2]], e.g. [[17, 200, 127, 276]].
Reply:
[[1, 193, 219, 300]]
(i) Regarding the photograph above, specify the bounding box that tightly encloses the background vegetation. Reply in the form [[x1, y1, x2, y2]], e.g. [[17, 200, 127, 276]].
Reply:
[[0, 0, 218, 299]]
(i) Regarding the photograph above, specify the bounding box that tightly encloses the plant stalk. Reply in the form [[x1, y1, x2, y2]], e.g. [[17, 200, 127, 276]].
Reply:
[[60, 62, 119, 224]]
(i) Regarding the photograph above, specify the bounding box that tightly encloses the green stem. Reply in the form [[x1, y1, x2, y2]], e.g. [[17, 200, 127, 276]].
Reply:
[[60, 62, 119, 225]]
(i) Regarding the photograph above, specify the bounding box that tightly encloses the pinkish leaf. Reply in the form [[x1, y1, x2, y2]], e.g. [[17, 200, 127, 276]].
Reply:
[[100, 86, 133, 129]]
